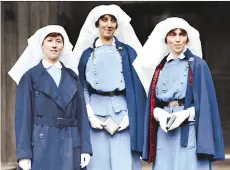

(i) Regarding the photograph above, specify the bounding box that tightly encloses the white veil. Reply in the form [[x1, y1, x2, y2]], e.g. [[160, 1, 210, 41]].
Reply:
[[8, 25, 74, 84], [72, 4, 142, 71], [133, 17, 203, 94]]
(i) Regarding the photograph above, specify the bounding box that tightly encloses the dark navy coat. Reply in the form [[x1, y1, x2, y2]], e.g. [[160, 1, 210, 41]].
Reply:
[[15, 61, 92, 170], [78, 37, 147, 154], [142, 49, 225, 162]]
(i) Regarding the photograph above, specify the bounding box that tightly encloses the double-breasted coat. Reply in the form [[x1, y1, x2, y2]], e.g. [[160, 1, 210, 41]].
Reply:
[[15, 61, 92, 170]]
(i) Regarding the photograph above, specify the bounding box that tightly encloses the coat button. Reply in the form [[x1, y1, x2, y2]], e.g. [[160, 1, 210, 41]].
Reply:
[[189, 57, 194, 62], [39, 133, 44, 139], [35, 91, 40, 96], [37, 113, 42, 118]]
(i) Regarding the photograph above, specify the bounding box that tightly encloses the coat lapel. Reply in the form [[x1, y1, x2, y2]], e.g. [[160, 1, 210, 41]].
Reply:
[[58, 66, 78, 108], [33, 62, 78, 111]]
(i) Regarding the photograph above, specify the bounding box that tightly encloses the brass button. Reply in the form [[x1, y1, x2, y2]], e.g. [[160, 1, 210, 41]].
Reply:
[[39, 133, 44, 139], [189, 57, 194, 62]]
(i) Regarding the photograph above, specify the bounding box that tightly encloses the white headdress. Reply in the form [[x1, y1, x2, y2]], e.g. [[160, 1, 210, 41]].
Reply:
[[133, 17, 203, 94], [72, 4, 142, 69], [8, 25, 74, 84]]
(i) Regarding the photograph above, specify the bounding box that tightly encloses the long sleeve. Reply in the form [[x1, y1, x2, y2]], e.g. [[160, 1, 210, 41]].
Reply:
[[15, 72, 33, 161], [75, 78, 93, 155], [83, 80, 90, 105]]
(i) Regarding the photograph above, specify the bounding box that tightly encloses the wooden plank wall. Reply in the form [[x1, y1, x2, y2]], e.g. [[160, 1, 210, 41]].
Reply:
[[1, 2, 18, 168], [1, 1, 63, 168]]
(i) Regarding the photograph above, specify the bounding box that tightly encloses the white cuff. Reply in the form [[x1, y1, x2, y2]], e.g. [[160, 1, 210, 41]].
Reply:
[[86, 104, 94, 118], [187, 107, 195, 121], [153, 107, 159, 121]]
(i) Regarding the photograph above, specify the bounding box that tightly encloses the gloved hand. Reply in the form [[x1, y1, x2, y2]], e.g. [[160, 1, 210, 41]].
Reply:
[[154, 107, 171, 133], [86, 104, 106, 129], [118, 114, 129, 131], [19, 159, 31, 170], [168, 107, 195, 131], [80, 153, 91, 168]]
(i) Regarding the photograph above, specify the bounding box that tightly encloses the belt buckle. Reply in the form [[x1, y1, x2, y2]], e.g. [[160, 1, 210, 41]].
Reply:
[[57, 118, 64, 128], [109, 91, 115, 96], [168, 100, 179, 107]]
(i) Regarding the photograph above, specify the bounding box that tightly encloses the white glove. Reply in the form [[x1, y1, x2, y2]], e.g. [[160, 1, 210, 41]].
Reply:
[[19, 159, 31, 170], [80, 153, 91, 168], [168, 107, 195, 131], [86, 104, 106, 129], [154, 107, 171, 133], [118, 114, 129, 131], [187, 107, 195, 121]]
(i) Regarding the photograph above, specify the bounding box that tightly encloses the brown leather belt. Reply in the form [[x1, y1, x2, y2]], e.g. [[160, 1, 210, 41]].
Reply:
[[93, 89, 126, 96], [157, 98, 185, 108]]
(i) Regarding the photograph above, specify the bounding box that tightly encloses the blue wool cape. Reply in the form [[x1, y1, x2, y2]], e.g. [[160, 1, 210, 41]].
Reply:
[[142, 49, 225, 162]]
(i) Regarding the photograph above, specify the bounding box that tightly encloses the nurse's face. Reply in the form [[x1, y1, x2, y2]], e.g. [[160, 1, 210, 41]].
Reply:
[[165, 28, 188, 56], [98, 14, 117, 40], [42, 33, 64, 63]]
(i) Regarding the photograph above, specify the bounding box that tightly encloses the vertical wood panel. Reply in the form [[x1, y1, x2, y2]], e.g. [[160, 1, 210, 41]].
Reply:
[[1, 1, 18, 165], [40, 2, 49, 26], [29, 2, 41, 35], [49, 1, 58, 24], [17, 1, 29, 57], [1, 1, 6, 164]]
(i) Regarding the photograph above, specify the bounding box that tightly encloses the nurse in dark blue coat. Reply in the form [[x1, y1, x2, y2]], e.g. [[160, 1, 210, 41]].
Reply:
[[8, 25, 92, 170], [133, 17, 225, 170]]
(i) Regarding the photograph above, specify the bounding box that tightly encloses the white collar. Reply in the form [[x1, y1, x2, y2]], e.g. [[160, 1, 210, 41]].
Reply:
[[42, 59, 62, 70], [166, 48, 187, 62], [95, 37, 116, 48]]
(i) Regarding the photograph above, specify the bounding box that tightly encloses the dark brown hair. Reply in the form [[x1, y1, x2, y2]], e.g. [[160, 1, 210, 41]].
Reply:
[[165, 28, 189, 44], [95, 14, 118, 29], [43, 32, 64, 44]]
